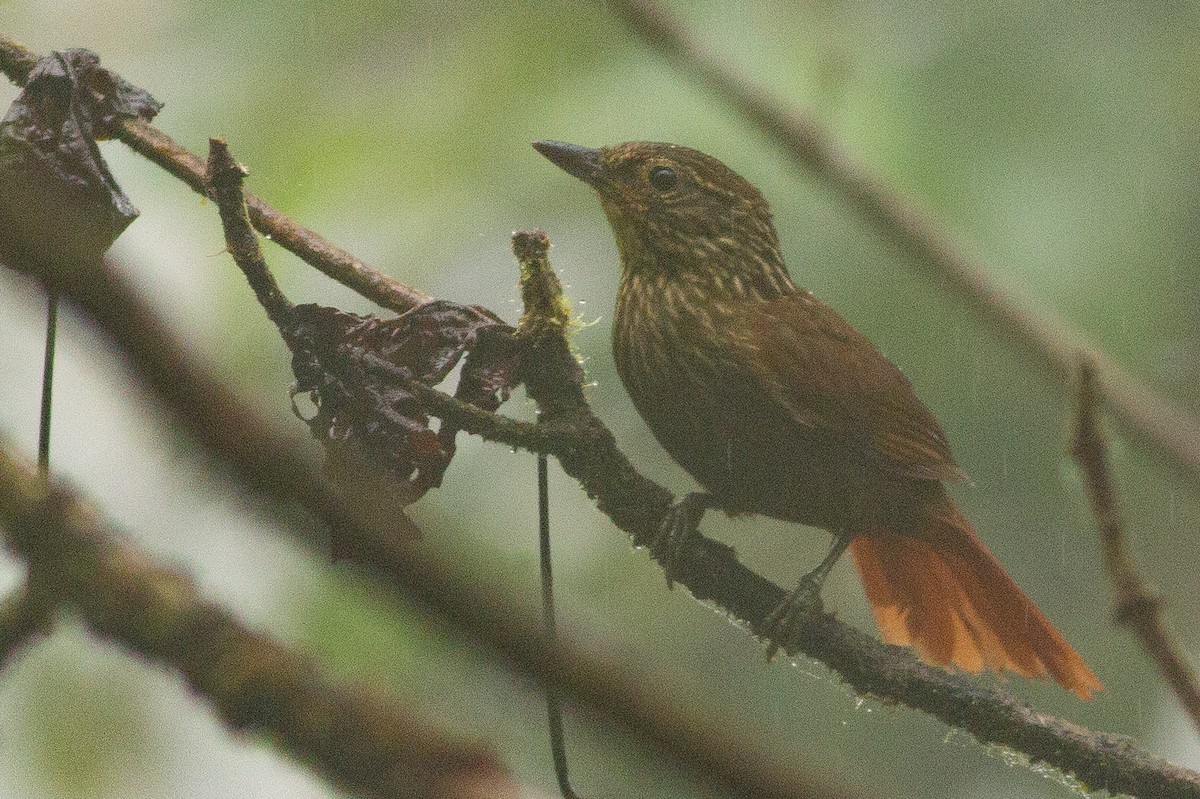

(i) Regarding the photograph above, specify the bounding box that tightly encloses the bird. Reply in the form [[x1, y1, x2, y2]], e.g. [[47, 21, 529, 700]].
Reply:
[[533, 139, 1101, 699]]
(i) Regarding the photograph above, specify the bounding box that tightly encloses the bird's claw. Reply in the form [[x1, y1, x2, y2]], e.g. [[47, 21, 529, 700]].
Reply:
[[764, 533, 851, 660], [763, 575, 825, 661], [652, 492, 711, 589]]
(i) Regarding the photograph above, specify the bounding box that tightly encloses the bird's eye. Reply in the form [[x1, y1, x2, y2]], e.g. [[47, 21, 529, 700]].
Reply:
[[648, 166, 678, 192]]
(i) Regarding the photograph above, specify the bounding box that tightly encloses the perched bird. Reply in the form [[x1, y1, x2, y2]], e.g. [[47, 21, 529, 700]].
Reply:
[[533, 139, 1101, 698]]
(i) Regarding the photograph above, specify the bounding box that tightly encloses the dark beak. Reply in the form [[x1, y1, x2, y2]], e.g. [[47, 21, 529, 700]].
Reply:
[[533, 140, 603, 185]]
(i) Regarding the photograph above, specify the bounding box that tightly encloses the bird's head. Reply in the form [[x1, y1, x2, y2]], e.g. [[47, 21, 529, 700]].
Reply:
[[533, 140, 787, 293]]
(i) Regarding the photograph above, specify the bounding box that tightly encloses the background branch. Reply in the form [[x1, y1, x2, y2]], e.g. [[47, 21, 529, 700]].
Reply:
[[0, 446, 519, 799], [203, 138, 856, 799], [603, 0, 1200, 491], [0, 583, 53, 672], [0, 34, 430, 316], [3, 28, 1199, 799], [47, 209, 1199, 798], [1073, 360, 1200, 735]]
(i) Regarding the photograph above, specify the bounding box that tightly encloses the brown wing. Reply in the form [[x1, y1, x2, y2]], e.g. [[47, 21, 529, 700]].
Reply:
[[739, 292, 967, 482]]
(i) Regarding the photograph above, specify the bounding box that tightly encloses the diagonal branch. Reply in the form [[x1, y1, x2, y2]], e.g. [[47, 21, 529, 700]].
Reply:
[[3, 33, 1199, 799], [118, 118, 432, 314], [602, 0, 1200, 491], [1072, 360, 1200, 735], [36, 247, 854, 799], [0, 583, 54, 672], [0, 446, 518, 799], [0, 34, 430, 316], [57, 235, 1200, 799]]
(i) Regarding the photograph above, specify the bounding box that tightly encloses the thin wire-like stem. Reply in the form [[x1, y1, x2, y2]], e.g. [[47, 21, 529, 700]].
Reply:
[[539, 452, 581, 799], [37, 290, 57, 475], [1, 35, 1197, 799], [201, 143, 849, 799]]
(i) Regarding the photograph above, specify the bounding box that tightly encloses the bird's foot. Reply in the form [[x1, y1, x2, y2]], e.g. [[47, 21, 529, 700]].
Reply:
[[763, 575, 826, 660], [764, 533, 852, 660], [652, 492, 713, 589]]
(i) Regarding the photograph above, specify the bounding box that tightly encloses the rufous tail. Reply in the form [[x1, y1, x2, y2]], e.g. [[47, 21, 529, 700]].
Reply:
[[849, 494, 1101, 699]]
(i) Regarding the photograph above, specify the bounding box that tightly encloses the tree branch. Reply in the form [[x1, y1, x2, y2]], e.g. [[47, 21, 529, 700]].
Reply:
[[206, 138, 294, 326], [1072, 360, 1200, 735], [433, 239, 1200, 799], [200, 136, 854, 799], [0, 583, 54, 672], [0, 446, 518, 799], [0, 34, 430, 316], [4, 32, 1199, 799], [602, 0, 1200, 491]]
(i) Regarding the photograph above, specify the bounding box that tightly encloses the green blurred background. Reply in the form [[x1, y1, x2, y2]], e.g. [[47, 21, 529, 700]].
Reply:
[[1, 1, 1198, 797]]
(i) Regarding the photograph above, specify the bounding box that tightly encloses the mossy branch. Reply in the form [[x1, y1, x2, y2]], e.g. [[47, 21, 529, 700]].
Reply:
[[3, 33, 1200, 799]]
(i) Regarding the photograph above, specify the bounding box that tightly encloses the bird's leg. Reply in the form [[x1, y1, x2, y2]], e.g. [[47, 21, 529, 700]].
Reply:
[[764, 532, 853, 660], [652, 491, 714, 589]]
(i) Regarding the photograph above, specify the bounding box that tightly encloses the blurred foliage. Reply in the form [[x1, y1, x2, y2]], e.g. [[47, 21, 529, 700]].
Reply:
[[1, 628, 158, 799], [1, 1, 1199, 797]]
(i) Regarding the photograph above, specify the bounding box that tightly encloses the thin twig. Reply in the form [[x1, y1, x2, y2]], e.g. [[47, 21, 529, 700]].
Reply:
[[206, 138, 294, 326], [200, 141, 850, 799], [0, 35, 431, 316], [59, 241, 1197, 798], [1072, 359, 1200, 735], [602, 0, 1200, 491], [3, 34, 1199, 798], [0, 448, 519, 799], [520, 230, 584, 799]]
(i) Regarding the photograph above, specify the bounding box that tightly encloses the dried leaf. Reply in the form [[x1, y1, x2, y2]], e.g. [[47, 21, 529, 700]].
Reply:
[[285, 300, 519, 519], [433, 323, 521, 481], [0, 49, 161, 268]]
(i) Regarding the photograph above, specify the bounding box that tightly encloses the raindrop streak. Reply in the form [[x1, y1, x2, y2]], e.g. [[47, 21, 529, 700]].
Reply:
[[1060, 525, 1067, 574]]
